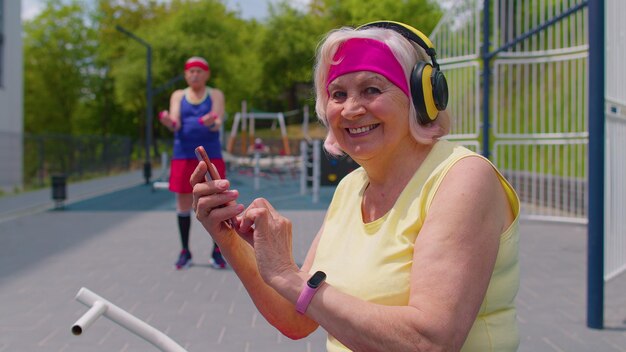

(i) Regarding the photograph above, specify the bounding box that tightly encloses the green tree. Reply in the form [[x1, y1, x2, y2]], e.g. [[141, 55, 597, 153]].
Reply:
[[23, 0, 444, 149], [257, 0, 443, 112], [97, 0, 258, 141], [23, 0, 97, 135], [307, 0, 442, 31], [255, 2, 326, 111], [93, 0, 169, 142]]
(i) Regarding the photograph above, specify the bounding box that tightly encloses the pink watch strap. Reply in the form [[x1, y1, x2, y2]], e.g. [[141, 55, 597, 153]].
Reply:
[[295, 271, 326, 314], [296, 284, 317, 314]]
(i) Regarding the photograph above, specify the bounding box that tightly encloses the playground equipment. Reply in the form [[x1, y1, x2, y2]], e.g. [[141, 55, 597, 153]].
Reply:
[[72, 287, 187, 352], [225, 102, 316, 193], [151, 152, 170, 191], [300, 139, 321, 203], [226, 101, 311, 155]]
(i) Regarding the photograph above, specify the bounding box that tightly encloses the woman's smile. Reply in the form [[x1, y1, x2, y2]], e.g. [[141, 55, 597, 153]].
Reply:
[[347, 123, 380, 136]]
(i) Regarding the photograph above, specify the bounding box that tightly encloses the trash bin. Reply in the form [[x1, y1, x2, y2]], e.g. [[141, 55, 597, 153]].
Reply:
[[51, 174, 67, 208]]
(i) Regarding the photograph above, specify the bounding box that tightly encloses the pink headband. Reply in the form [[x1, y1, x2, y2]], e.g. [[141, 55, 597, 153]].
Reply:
[[185, 58, 209, 71], [326, 38, 409, 97]]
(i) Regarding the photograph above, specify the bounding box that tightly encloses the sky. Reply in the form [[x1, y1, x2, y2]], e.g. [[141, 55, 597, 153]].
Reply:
[[21, 0, 309, 21], [21, 0, 45, 20]]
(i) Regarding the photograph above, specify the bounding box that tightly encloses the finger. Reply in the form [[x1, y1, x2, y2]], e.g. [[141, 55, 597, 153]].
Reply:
[[250, 197, 280, 222], [258, 197, 279, 216], [233, 219, 255, 247], [232, 198, 276, 235], [193, 182, 241, 225], [194, 188, 238, 212], [237, 207, 253, 233], [252, 200, 292, 242], [198, 202, 243, 223], [238, 206, 270, 233], [190, 161, 208, 187], [192, 181, 233, 207]]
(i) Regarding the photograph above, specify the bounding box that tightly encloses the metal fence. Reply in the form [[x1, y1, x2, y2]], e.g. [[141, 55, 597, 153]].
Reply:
[[431, 0, 626, 281], [492, 0, 589, 223], [432, 0, 482, 143], [605, 105, 626, 280], [604, 0, 626, 281], [433, 0, 589, 223], [22, 133, 133, 187]]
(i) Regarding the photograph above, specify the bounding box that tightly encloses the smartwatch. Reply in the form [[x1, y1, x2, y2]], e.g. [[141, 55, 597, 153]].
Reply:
[[296, 271, 326, 314]]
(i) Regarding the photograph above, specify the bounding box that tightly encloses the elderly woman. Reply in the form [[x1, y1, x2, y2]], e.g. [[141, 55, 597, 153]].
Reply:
[[191, 21, 520, 352]]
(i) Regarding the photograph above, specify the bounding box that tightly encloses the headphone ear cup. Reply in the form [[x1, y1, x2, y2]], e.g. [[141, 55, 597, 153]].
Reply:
[[410, 61, 437, 125], [358, 21, 446, 124], [431, 70, 449, 111]]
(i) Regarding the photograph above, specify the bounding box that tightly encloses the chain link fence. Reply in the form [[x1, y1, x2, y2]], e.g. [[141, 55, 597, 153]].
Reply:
[[22, 133, 133, 188]]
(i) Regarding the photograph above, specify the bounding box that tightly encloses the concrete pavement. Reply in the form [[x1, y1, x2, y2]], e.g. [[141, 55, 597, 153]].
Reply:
[[0, 169, 625, 351]]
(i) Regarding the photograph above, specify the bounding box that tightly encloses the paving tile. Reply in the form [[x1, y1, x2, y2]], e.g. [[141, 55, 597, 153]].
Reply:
[[1, 171, 625, 351]]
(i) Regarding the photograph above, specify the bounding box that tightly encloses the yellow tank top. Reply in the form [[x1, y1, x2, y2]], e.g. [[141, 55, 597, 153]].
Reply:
[[310, 140, 520, 351]]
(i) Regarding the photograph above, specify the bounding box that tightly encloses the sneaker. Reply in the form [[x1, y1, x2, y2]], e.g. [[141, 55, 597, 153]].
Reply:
[[175, 249, 192, 270], [210, 247, 227, 269]]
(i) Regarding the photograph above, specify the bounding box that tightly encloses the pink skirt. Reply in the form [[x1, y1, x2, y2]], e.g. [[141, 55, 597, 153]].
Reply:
[[169, 158, 226, 193]]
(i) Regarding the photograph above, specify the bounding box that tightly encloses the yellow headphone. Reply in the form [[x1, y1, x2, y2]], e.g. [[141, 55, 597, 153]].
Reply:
[[358, 21, 449, 124]]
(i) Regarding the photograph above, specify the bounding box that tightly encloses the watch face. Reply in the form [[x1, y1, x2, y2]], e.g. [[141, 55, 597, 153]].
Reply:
[[308, 271, 326, 289]]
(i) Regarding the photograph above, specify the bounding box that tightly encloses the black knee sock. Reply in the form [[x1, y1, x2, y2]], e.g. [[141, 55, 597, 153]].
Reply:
[[177, 213, 191, 250], [212, 242, 222, 261]]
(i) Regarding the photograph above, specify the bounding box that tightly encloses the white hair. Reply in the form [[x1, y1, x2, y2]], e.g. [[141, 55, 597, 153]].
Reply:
[[313, 26, 450, 156]]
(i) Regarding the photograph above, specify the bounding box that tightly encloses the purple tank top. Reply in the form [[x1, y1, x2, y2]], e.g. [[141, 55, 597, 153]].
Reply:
[[172, 88, 223, 160]]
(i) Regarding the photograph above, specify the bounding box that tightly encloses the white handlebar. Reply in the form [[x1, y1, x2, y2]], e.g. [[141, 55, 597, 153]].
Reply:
[[72, 287, 187, 352]]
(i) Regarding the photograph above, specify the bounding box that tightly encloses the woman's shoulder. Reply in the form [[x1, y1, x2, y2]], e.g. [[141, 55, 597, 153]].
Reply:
[[431, 141, 498, 185], [333, 167, 367, 195], [171, 89, 186, 100], [208, 86, 223, 96]]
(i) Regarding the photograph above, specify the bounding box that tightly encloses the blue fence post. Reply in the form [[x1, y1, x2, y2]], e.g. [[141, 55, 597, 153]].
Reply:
[[587, 0, 605, 330], [481, 0, 491, 158]]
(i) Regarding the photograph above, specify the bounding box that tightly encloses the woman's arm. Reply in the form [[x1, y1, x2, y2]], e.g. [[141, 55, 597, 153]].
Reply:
[[201, 88, 225, 131], [263, 156, 514, 351], [209, 88, 225, 118], [168, 90, 184, 132], [191, 163, 319, 338]]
